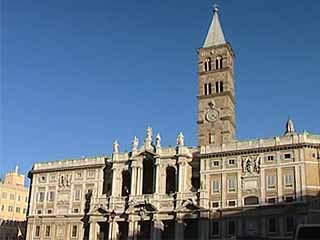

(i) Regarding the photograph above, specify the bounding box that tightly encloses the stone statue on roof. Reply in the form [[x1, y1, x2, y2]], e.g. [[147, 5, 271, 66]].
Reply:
[[177, 132, 184, 147], [113, 140, 119, 154]]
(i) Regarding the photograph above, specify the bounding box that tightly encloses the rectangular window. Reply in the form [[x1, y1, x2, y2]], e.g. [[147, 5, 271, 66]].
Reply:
[[228, 177, 236, 192], [1, 205, 4, 211], [228, 220, 236, 235], [212, 202, 219, 208], [73, 208, 79, 213], [267, 175, 276, 190], [215, 82, 219, 93], [16, 207, 20, 213], [204, 84, 208, 95], [49, 174, 56, 182], [267, 155, 274, 161], [286, 216, 294, 233], [211, 221, 219, 236], [285, 196, 294, 202], [71, 225, 78, 238], [8, 206, 13, 212], [45, 225, 51, 237], [47, 191, 55, 202], [23, 208, 27, 214], [75, 172, 83, 179], [35, 226, 41, 237], [17, 195, 21, 201], [284, 153, 292, 159], [36, 209, 42, 214], [25, 196, 28, 202], [47, 209, 53, 214], [228, 200, 236, 207], [208, 83, 212, 95], [228, 159, 235, 165], [87, 170, 95, 179], [212, 160, 219, 167], [268, 218, 276, 233], [267, 198, 276, 204], [74, 189, 81, 201], [2, 192, 7, 199], [38, 192, 45, 202], [10, 194, 15, 200], [212, 180, 220, 193], [285, 174, 294, 188]]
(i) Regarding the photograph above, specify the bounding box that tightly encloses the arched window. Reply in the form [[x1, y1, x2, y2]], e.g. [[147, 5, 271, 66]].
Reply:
[[244, 196, 259, 206], [142, 158, 154, 194], [121, 170, 131, 197], [216, 56, 223, 69], [204, 58, 212, 72], [166, 167, 176, 194]]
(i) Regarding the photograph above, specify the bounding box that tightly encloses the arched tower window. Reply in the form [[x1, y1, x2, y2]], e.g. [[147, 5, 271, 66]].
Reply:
[[216, 56, 223, 69], [204, 58, 212, 72], [142, 158, 154, 194], [166, 167, 176, 194], [121, 170, 131, 197], [244, 196, 259, 206]]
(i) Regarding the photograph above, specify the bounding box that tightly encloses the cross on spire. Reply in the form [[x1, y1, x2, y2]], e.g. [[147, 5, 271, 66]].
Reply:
[[203, 0, 226, 47], [213, 0, 219, 12]]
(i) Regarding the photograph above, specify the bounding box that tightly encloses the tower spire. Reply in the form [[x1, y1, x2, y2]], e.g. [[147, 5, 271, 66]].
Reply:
[[203, 1, 226, 48]]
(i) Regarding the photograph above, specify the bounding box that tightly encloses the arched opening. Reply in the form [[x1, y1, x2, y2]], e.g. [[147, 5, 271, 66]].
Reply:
[[166, 167, 176, 194], [204, 58, 212, 72], [121, 170, 131, 197], [142, 158, 154, 194], [244, 196, 259, 206], [216, 56, 223, 69]]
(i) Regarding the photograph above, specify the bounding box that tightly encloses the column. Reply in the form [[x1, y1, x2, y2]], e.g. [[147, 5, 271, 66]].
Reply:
[[155, 163, 160, 194], [175, 219, 184, 240], [89, 221, 97, 240], [128, 221, 136, 240], [237, 172, 242, 207], [108, 221, 119, 240], [137, 168, 143, 195], [131, 166, 137, 195], [260, 168, 265, 204], [277, 167, 283, 202]]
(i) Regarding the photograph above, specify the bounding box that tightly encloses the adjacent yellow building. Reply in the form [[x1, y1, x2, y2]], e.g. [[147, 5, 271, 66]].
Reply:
[[0, 167, 29, 221]]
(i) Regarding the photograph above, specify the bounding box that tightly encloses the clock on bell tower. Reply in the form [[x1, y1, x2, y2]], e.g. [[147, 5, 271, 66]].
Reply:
[[197, 5, 236, 146]]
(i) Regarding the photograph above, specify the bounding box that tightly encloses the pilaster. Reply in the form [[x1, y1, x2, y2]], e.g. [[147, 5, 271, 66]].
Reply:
[[277, 167, 283, 202], [260, 168, 265, 204]]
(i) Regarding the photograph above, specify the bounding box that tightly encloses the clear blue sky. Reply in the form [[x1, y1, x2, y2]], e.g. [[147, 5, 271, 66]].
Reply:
[[1, 0, 320, 179]]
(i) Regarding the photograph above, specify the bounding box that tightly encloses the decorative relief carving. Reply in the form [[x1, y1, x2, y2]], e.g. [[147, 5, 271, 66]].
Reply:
[[241, 156, 261, 175], [58, 173, 71, 188]]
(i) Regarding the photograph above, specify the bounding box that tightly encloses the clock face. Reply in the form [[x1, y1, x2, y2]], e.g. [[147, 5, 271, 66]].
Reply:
[[206, 109, 219, 122]]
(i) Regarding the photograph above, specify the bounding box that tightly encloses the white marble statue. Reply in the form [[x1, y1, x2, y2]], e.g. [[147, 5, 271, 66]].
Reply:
[[132, 136, 139, 151], [156, 133, 161, 148], [113, 140, 119, 153], [177, 132, 184, 147]]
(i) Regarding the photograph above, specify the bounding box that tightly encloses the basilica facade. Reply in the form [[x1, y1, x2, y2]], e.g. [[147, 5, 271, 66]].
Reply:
[[26, 5, 320, 240]]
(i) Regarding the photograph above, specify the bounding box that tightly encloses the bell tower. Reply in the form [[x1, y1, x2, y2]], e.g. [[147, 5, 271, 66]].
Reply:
[[197, 5, 236, 146]]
